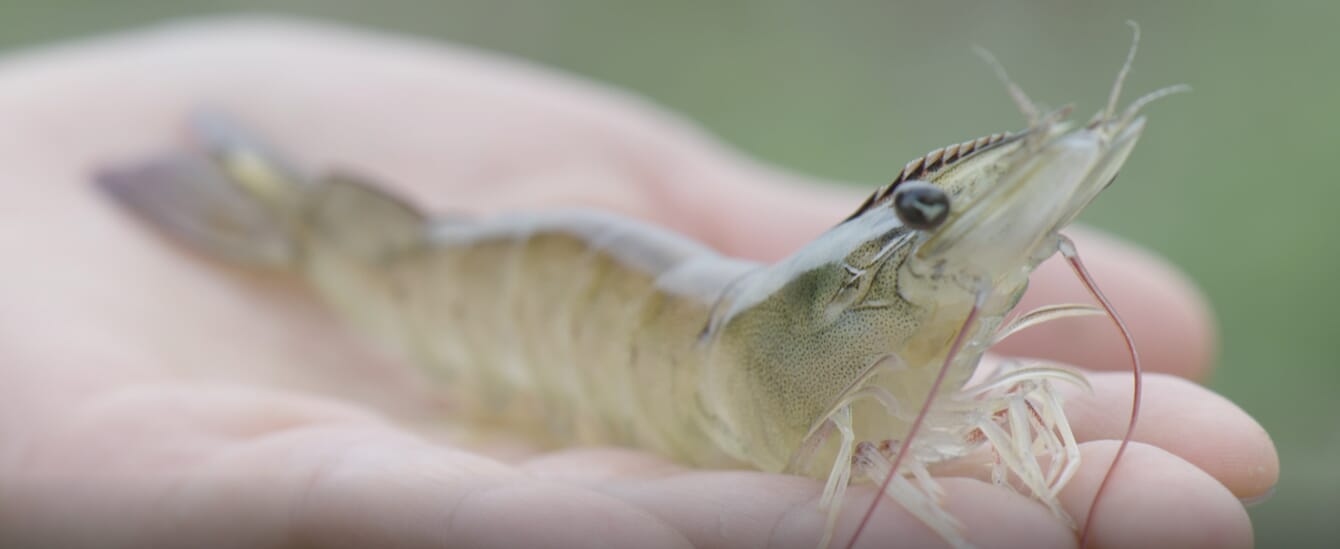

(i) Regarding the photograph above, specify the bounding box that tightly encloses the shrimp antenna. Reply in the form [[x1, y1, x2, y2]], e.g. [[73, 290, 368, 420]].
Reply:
[[974, 45, 1041, 126], [1120, 83, 1192, 127], [1056, 235, 1143, 547], [844, 279, 992, 549], [1103, 21, 1141, 124]]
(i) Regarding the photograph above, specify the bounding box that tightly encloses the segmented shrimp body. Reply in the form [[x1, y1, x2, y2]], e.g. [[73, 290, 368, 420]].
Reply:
[[97, 28, 1181, 549]]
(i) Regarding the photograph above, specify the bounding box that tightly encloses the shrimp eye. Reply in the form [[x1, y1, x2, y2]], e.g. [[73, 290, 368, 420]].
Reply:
[[892, 181, 950, 230]]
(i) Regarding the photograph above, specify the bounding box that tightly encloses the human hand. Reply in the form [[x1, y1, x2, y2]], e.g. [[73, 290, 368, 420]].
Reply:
[[0, 18, 1276, 548]]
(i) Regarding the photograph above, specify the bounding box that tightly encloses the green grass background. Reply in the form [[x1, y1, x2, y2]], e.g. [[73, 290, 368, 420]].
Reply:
[[3, 1, 1334, 545]]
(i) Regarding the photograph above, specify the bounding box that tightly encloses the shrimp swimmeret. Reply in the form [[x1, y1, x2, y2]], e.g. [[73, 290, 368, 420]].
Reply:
[[95, 26, 1183, 549]]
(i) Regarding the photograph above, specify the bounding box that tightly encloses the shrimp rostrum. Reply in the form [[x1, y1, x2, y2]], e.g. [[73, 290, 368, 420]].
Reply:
[[95, 30, 1184, 549]]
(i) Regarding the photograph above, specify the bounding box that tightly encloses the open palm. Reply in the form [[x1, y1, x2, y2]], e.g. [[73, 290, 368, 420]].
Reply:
[[0, 19, 1275, 548]]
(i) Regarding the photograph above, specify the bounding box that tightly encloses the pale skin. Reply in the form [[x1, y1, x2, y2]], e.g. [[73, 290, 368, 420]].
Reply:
[[0, 18, 1278, 548]]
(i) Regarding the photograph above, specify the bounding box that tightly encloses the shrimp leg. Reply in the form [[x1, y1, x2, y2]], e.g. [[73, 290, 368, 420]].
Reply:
[[973, 389, 1072, 526], [818, 407, 856, 549], [853, 442, 968, 549]]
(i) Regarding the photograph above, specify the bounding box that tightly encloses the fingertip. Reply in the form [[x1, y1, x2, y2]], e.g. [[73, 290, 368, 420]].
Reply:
[[1064, 441, 1253, 549], [1068, 373, 1280, 502], [772, 477, 1074, 549]]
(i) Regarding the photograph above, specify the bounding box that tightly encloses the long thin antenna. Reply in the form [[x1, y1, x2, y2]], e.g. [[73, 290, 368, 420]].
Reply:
[[973, 46, 1041, 126], [1120, 84, 1193, 127], [1057, 235, 1143, 547], [1104, 21, 1142, 123]]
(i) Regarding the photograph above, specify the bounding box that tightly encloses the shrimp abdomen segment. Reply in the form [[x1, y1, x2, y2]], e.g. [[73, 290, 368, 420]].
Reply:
[[365, 211, 750, 462]]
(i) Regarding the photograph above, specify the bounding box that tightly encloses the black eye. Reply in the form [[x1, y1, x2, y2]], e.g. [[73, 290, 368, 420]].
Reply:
[[892, 181, 950, 230]]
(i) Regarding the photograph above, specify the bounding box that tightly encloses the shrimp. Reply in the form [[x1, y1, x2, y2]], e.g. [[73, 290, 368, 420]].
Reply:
[[93, 25, 1184, 549]]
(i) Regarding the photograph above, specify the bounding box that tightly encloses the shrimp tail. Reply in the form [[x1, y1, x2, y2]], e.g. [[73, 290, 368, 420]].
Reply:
[[95, 111, 426, 271]]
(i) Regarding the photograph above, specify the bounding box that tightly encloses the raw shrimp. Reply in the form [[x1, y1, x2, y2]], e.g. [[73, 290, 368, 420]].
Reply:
[[95, 25, 1182, 549]]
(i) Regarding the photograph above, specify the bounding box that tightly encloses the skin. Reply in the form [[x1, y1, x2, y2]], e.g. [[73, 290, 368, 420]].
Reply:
[[0, 17, 1277, 549]]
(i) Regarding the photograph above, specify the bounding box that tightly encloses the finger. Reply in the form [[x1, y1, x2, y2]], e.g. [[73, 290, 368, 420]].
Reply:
[[5, 430, 693, 549], [1061, 441, 1253, 549], [278, 436, 693, 549], [597, 470, 1074, 549], [936, 369, 1277, 501], [1064, 372, 1278, 500], [519, 447, 1071, 548], [525, 441, 1255, 549], [1, 383, 692, 549]]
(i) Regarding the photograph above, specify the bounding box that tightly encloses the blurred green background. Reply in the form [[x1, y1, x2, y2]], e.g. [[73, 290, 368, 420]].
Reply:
[[2, 1, 1333, 545]]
